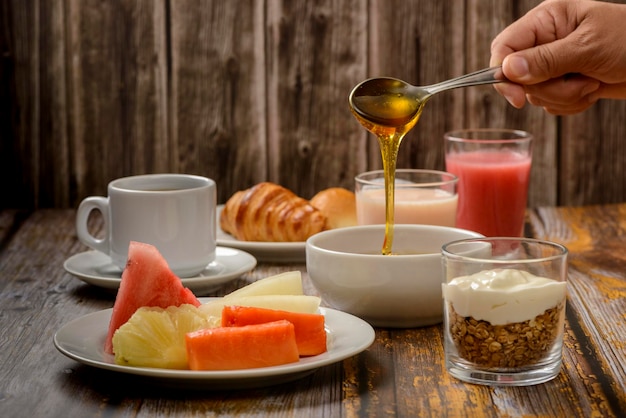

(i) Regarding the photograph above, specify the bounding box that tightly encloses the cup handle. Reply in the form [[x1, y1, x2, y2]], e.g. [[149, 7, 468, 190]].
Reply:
[[76, 196, 110, 254]]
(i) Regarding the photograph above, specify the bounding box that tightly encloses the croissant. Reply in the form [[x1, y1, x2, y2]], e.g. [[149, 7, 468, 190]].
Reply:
[[220, 182, 327, 242]]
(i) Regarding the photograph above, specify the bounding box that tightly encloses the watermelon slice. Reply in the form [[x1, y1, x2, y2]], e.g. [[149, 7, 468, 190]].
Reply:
[[104, 241, 200, 354]]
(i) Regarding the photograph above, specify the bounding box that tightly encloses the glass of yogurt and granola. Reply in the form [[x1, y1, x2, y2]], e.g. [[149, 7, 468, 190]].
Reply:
[[442, 237, 568, 386]]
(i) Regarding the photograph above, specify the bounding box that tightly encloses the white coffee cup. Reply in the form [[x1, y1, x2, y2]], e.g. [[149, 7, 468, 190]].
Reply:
[[76, 174, 216, 277]]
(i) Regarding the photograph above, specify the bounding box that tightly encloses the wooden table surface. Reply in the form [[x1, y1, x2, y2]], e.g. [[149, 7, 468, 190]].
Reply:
[[1, 205, 625, 417]]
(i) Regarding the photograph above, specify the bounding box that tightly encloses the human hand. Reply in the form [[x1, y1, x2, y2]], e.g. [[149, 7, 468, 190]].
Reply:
[[490, 0, 626, 115]]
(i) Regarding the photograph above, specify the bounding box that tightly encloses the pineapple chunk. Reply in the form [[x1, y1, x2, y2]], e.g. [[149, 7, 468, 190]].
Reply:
[[112, 304, 217, 369]]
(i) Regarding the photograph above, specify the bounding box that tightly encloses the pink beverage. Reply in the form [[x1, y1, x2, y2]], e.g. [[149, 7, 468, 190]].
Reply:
[[356, 188, 458, 226], [445, 150, 531, 236], [355, 169, 458, 227]]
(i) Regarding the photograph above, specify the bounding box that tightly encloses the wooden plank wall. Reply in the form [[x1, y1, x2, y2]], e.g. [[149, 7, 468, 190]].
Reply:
[[1, 0, 625, 210]]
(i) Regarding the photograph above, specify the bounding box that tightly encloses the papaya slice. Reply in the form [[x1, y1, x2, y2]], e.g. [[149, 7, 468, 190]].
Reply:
[[186, 320, 299, 370], [221, 305, 327, 356]]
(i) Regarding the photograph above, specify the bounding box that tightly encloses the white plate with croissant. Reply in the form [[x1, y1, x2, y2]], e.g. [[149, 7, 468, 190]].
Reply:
[[216, 182, 357, 263]]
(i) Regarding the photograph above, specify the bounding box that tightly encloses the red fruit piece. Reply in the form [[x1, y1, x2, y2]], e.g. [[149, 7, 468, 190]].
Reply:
[[186, 320, 300, 370], [221, 305, 327, 356], [104, 241, 200, 354]]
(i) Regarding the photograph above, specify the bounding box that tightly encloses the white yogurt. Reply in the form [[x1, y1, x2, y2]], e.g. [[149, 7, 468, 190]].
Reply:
[[442, 268, 567, 325]]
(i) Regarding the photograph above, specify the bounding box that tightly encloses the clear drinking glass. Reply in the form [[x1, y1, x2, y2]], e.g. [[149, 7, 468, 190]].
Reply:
[[442, 237, 568, 386], [355, 169, 458, 227], [444, 129, 533, 237]]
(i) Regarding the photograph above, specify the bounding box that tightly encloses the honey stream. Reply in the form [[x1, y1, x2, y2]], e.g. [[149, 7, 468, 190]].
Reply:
[[350, 91, 427, 255]]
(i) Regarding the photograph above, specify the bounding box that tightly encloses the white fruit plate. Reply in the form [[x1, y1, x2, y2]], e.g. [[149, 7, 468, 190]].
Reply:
[[53, 298, 375, 389]]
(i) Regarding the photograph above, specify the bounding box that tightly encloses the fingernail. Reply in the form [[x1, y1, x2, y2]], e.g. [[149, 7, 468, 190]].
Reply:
[[497, 83, 525, 109], [506, 56, 530, 80], [581, 81, 600, 97], [505, 94, 524, 109]]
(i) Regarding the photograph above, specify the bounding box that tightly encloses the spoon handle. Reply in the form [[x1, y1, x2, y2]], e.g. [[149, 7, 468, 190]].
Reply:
[[423, 66, 505, 95]]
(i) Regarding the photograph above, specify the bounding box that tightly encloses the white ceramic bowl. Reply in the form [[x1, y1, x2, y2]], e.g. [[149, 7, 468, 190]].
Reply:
[[306, 225, 483, 328]]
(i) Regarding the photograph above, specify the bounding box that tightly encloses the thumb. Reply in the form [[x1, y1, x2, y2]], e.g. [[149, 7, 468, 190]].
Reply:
[[502, 40, 584, 85]]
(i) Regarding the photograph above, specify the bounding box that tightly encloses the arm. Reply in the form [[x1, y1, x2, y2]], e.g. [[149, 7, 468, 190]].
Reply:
[[490, 0, 626, 115]]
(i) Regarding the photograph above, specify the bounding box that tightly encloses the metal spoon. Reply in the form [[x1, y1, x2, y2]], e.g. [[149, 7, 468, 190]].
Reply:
[[349, 66, 505, 127]]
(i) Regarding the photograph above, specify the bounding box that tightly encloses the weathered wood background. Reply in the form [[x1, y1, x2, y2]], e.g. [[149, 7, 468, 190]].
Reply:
[[2, 0, 625, 210]]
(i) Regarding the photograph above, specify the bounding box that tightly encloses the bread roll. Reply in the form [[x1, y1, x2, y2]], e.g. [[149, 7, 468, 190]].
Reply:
[[220, 182, 327, 242], [310, 187, 357, 229]]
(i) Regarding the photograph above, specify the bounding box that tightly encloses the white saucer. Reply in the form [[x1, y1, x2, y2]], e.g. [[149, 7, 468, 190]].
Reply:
[[53, 298, 375, 389], [63, 247, 257, 295], [216, 205, 306, 263]]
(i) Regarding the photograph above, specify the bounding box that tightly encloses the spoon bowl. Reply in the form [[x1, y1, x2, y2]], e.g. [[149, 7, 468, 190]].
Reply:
[[349, 66, 505, 127]]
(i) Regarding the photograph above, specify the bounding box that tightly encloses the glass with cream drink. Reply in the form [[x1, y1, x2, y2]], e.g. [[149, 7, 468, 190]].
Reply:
[[355, 169, 458, 227]]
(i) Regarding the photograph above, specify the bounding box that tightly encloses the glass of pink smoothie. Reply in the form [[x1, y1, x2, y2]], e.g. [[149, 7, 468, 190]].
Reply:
[[355, 169, 458, 227], [444, 129, 533, 237]]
